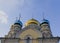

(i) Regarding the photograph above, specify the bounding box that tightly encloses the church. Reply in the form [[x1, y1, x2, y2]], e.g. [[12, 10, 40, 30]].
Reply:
[[0, 16, 60, 43]]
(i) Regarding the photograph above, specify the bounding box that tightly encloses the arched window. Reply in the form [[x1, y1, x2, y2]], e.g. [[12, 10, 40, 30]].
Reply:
[[26, 37, 30, 43], [25, 35, 32, 43]]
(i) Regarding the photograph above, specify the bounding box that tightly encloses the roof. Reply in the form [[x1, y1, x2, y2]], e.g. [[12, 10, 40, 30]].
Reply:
[[41, 19, 49, 24], [0, 37, 60, 40], [25, 18, 40, 26], [14, 20, 23, 27]]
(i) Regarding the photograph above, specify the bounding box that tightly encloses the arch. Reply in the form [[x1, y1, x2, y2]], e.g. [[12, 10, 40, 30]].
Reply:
[[25, 35, 32, 39], [26, 37, 31, 43], [25, 35, 32, 43]]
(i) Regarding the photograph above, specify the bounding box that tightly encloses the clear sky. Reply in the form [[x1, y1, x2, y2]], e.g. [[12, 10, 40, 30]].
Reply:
[[0, 0, 60, 37]]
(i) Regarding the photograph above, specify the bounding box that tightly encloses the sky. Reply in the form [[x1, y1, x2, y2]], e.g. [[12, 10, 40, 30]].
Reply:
[[0, 0, 60, 37]]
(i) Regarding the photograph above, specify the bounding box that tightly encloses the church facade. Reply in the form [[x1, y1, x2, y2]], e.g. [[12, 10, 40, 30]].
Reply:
[[0, 18, 60, 43]]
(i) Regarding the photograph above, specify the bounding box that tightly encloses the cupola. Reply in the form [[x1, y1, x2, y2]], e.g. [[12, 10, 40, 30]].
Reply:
[[25, 18, 40, 26], [14, 15, 23, 27], [41, 19, 49, 25], [14, 19, 23, 27]]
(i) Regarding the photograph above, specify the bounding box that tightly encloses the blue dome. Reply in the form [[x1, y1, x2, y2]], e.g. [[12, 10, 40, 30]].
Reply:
[[14, 20, 23, 27], [41, 19, 49, 24]]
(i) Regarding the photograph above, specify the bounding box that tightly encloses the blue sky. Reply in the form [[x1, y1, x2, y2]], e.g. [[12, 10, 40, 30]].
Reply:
[[0, 0, 60, 37]]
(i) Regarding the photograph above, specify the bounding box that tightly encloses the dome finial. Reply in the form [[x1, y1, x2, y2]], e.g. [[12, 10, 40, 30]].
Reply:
[[32, 14, 33, 19], [16, 17, 18, 21], [31, 13, 34, 19], [42, 12, 45, 20], [19, 14, 21, 20]]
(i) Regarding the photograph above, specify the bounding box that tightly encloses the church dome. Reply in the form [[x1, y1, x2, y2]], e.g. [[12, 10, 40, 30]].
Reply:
[[14, 19, 23, 27], [25, 18, 40, 26], [41, 19, 49, 24]]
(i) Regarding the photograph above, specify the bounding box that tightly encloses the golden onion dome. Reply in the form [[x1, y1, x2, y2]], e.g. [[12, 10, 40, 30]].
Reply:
[[25, 18, 40, 26]]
